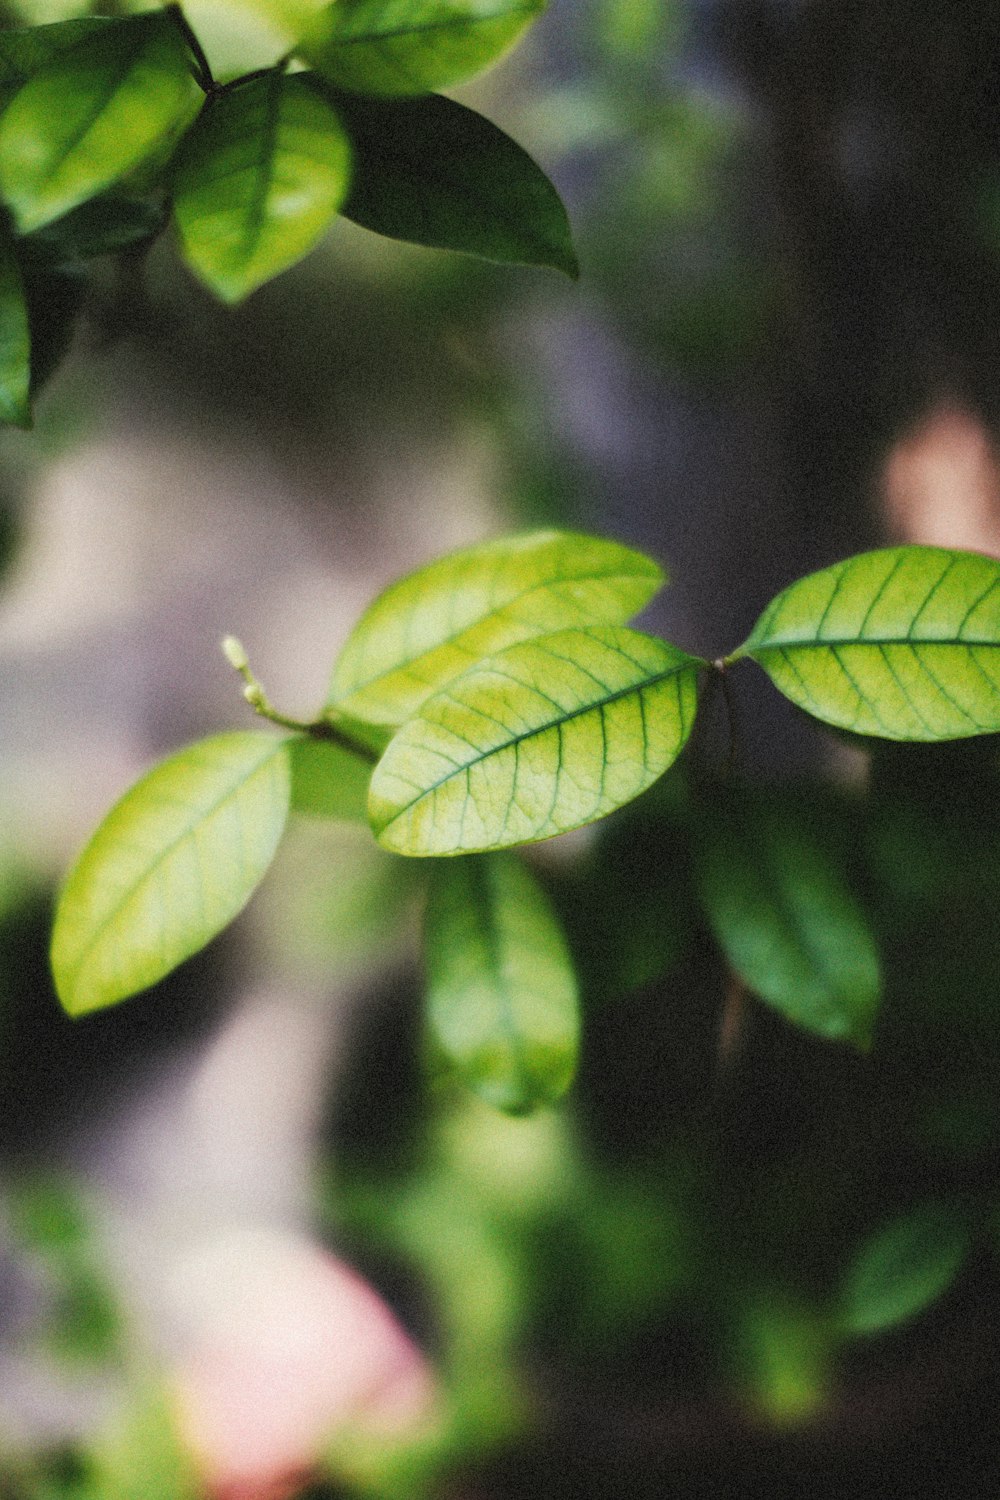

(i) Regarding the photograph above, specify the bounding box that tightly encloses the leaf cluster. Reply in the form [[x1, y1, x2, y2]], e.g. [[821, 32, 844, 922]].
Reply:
[[50, 529, 1000, 1115], [0, 0, 576, 427]]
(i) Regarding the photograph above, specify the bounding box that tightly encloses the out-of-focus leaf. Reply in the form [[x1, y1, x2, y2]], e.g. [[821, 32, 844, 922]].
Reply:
[[840, 1202, 971, 1335], [0, 227, 30, 426], [300, 0, 544, 97], [424, 851, 578, 1113], [0, 16, 111, 99], [0, 10, 199, 232], [172, 71, 351, 303], [695, 790, 881, 1048], [369, 626, 704, 855], [21, 261, 84, 397], [735, 545, 1000, 740], [325, 85, 576, 275], [20, 192, 166, 267], [329, 529, 665, 726], [51, 733, 291, 1016], [288, 734, 371, 822]]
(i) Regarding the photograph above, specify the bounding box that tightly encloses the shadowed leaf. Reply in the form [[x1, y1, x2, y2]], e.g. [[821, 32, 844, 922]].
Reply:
[[0, 229, 30, 427], [173, 72, 351, 303], [325, 85, 576, 275], [51, 733, 291, 1016], [425, 851, 579, 1112], [288, 735, 371, 822], [300, 0, 544, 97], [736, 546, 1000, 740], [840, 1202, 971, 1336], [369, 625, 704, 855], [329, 529, 665, 726]]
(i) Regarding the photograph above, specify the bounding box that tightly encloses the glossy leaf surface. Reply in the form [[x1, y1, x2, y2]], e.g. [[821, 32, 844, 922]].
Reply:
[[51, 733, 290, 1017], [328, 86, 577, 275], [0, 11, 198, 233], [0, 17, 110, 99], [840, 1203, 971, 1335], [288, 735, 371, 823], [172, 72, 351, 303], [329, 530, 665, 726], [737, 546, 1000, 740], [424, 851, 579, 1112], [300, 0, 544, 96], [695, 791, 881, 1048], [0, 230, 30, 427], [369, 626, 703, 855]]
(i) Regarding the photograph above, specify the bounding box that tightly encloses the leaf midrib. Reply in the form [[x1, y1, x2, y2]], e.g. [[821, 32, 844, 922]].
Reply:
[[60, 742, 285, 988], [330, 6, 538, 49]]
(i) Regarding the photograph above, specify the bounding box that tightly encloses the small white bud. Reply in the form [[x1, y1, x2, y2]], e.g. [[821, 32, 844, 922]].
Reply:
[[222, 635, 249, 672]]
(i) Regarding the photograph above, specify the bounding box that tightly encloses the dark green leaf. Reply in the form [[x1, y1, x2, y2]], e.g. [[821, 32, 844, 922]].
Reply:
[[51, 733, 291, 1016], [0, 225, 30, 426], [369, 626, 704, 855], [19, 192, 166, 268], [840, 1202, 971, 1336], [694, 790, 881, 1048], [300, 0, 544, 96], [288, 735, 371, 822], [324, 85, 576, 275], [329, 529, 665, 726], [0, 10, 199, 232], [172, 71, 352, 303], [424, 851, 579, 1112], [735, 546, 1000, 741], [21, 261, 85, 397], [0, 16, 111, 99]]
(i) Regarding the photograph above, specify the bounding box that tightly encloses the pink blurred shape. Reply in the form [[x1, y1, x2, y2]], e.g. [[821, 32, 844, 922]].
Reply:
[[165, 1227, 435, 1498]]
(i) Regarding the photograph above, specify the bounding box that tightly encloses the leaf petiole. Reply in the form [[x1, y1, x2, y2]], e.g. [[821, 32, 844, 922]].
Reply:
[[221, 636, 378, 763]]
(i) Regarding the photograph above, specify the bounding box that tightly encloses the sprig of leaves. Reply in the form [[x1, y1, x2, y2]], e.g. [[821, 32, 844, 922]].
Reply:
[[0, 0, 574, 425], [49, 533, 1000, 1107]]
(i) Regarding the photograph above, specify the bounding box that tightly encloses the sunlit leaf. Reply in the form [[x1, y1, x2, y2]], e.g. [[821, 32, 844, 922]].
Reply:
[[325, 85, 576, 275], [51, 733, 291, 1017], [288, 734, 371, 822], [0, 10, 199, 233], [424, 851, 578, 1112], [735, 545, 1000, 740], [840, 1202, 971, 1336], [300, 0, 544, 96], [329, 529, 665, 726], [0, 228, 30, 427], [694, 790, 881, 1048], [369, 626, 704, 855], [172, 72, 351, 303]]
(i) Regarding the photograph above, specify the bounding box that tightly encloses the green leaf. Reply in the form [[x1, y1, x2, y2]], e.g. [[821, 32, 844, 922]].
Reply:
[[51, 732, 291, 1017], [424, 851, 579, 1112], [19, 192, 166, 268], [21, 261, 85, 397], [0, 16, 111, 100], [299, 0, 544, 96], [840, 1202, 971, 1336], [0, 226, 30, 427], [172, 72, 352, 304], [694, 790, 881, 1048], [369, 626, 704, 855], [736, 545, 1000, 741], [288, 734, 371, 822], [329, 529, 665, 726], [0, 10, 199, 233], [324, 85, 576, 275]]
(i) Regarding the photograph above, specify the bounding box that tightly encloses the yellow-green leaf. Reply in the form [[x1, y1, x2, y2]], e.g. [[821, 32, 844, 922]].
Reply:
[[0, 10, 199, 233], [329, 529, 666, 726], [369, 626, 704, 855], [424, 851, 579, 1113], [0, 228, 30, 427], [736, 545, 1000, 740], [51, 733, 291, 1017], [299, 0, 544, 97], [172, 72, 351, 304]]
